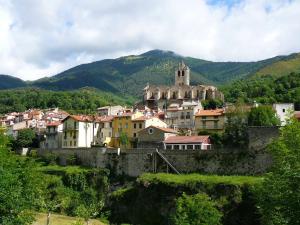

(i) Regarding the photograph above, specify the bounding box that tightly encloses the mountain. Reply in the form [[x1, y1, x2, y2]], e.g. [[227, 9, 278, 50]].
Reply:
[[1, 50, 300, 97], [0, 75, 27, 89]]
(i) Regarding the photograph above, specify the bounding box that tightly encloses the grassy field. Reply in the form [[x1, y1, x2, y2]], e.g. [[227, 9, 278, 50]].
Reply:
[[33, 213, 106, 225], [138, 173, 263, 186]]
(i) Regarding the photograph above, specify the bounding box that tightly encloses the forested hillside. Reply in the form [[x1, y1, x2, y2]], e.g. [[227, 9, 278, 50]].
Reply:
[[222, 72, 300, 106], [0, 88, 134, 114]]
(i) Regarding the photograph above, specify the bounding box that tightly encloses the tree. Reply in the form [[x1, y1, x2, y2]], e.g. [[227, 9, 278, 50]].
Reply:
[[171, 193, 222, 225], [248, 105, 280, 126], [14, 128, 36, 149], [202, 99, 223, 110], [223, 103, 249, 148], [257, 119, 300, 225], [0, 129, 43, 225], [119, 132, 129, 148]]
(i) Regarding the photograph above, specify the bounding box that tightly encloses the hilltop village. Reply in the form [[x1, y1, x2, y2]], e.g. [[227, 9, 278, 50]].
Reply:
[[0, 62, 298, 154]]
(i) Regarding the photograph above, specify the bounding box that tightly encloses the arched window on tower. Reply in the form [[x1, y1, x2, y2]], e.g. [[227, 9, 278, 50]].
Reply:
[[172, 92, 176, 99], [178, 71, 180, 77], [182, 70, 185, 76]]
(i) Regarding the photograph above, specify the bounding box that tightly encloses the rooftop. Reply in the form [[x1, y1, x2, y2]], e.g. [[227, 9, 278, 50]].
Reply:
[[164, 135, 210, 144]]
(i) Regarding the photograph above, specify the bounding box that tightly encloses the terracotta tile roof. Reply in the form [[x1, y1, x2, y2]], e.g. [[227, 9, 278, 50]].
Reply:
[[63, 115, 94, 122], [195, 109, 224, 117], [153, 126, 178, 134], [46, 122, 62, 127], [99, 115, 114, 122], [164, 135, 210, 144]]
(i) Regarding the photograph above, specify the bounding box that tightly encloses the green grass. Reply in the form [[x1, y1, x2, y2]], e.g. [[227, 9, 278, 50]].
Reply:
[[138, 173, 263, 187], [33, 213, 106, 225]]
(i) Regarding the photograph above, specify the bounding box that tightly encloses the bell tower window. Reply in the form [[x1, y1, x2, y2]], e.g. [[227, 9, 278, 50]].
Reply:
[[182, 70, 185, 76], [177, 71, 180, 77]]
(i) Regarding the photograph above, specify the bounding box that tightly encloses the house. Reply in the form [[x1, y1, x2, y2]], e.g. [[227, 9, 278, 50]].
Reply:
[[137, 126, 178, 149], [97, 105, 124, 116], [163, 135, 211, 150], [95, 115, 114, 147], [42, 122, 63, 149], [111, 111, 144, 148], [62, 115, 100, 148], [273, 103, 294, 126], [194, 109, 225, 133], [111, 111, 167, 148], [165, 101, 202, 129]]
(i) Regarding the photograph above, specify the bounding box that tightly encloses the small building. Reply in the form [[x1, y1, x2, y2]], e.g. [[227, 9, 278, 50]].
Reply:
[[273, 103, 294, 126], [194, 109, 225, 133], [163, 135, 211, 150], [132, 116, 167, 138], [97, 105, 124, 116], [137, 126, 178, 149], [42, 122, 63, 149]]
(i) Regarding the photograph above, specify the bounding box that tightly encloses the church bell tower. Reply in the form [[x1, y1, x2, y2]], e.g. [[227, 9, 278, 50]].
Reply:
[[175, 61, 190, 86]]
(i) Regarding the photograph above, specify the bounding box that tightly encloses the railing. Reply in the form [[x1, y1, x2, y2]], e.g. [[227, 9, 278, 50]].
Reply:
[[156, 149, 180, 175]]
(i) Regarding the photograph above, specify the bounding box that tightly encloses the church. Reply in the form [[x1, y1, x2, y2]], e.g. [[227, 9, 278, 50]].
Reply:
[[143, 62, 224, 110]]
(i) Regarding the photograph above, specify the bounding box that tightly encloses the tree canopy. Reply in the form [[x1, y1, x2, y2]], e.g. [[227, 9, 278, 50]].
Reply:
[[248, 105, 280, 126]]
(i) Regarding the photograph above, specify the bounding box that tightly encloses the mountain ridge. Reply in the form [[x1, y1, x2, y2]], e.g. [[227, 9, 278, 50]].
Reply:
[[1, 50, 300, 96]]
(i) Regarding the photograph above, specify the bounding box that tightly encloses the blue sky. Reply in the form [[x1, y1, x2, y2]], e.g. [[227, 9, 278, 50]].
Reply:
[[0, 0, 300, 80]]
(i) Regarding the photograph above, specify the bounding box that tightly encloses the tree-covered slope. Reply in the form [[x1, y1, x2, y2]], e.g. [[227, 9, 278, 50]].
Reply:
[[0, 75, 27, 89]]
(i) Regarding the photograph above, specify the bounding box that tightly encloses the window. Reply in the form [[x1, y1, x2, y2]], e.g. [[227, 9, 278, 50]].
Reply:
[[214, 121, 218, 129], [181, 112, 185, 119], [64, 132, 67, 139], [125, 123, 128, 129], [134, 123, 136, 129], [181, 145, 186, 150], [174, 145, 180, 150], [109, 122, 112, 128], [74, 141, 76, 146], [195, 145, 201, 150], [109, 132, 111, 137], [202, 121, 206, 128], [187, 145, 193, 150], [148, 128, 154, 134], [70, 141, 72, 146], [283, 109, 286, 113], [186, 112, 191, 119], [182, 70, 185, 76], [214, 116, 218, 119], [139, 123, 142, 129], [178, 71, 180, 77], [202, 116, 207, 120], [166, 145, 172, 150], [73, 132, 77, 139], [74, 121, 76, 129], [133, 133, 137, 137]]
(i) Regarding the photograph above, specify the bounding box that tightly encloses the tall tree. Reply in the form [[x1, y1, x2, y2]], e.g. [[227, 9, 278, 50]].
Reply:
[[257, 119, 300, 225], [248, 105, 280, 126]]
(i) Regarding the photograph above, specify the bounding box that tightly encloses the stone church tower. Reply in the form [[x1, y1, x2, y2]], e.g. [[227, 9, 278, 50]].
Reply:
[[175, 61, 190, 86]]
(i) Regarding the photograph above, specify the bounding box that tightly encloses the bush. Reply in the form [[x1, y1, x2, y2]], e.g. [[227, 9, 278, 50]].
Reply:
[[171, 193, 222, 225]]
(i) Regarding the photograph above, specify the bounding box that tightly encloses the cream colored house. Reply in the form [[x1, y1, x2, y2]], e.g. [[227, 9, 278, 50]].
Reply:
[[95, 116, 114, 147], [62, 115, 100, 148], [132, 116, 168, 138]]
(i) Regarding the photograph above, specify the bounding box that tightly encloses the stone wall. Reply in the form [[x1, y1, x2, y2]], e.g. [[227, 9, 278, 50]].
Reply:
[[248, 126, 280, 151], [38, 147, 272, 177]]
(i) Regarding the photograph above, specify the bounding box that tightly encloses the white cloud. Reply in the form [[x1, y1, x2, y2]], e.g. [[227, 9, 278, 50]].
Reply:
[[0, 0, 300, 80]]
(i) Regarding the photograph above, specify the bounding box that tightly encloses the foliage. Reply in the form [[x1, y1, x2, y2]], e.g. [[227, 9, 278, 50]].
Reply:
[[223, 103, 249, 148], [119, 132, 129, 148], [256, 119, 300, 225], [202, 99, 224, 109], [171, 193, 222, 225], [0, 87, 134, 114], [0, 130, 44, 225], [248, 105, 280, 126], [13, 128, 36, 149], [222, 72, 300, 105]]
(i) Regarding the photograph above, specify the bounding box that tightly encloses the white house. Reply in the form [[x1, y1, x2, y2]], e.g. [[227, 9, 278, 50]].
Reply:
[[62, 115, 100, 148], [163, 135, 211, 150], [273, 103, 294, 126]]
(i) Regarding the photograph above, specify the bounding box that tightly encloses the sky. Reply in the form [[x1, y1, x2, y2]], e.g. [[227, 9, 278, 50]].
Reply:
[[0, 0, 300, 80]]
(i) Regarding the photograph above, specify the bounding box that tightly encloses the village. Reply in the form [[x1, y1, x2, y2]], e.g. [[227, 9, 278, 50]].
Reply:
[[0, 62, 298, 154]]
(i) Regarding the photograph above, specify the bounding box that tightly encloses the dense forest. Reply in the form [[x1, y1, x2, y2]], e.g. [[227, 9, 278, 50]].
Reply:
[[222, 72, 300, 107], [0, 88, 135, 114]]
